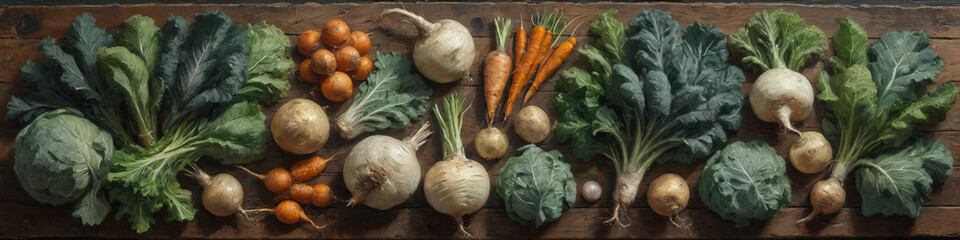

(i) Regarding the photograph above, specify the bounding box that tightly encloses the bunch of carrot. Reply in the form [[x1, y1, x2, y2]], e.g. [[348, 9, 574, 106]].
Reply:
[[485, 10, 578, 121], [237, 154, 340, 228]]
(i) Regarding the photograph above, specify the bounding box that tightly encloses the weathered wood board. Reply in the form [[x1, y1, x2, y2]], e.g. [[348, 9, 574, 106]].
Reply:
[[0, 2, 959, 239]]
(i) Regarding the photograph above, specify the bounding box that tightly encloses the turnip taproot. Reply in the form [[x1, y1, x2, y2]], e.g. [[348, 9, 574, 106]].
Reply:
[[424, 93, 490, 237], [188, 165, 248, 217], [474, 126, 508, 160], [647, 173, 689, 228], [270, 99, 329, 155], [343, 123, 433, 210], [514, 105, 550, 143]]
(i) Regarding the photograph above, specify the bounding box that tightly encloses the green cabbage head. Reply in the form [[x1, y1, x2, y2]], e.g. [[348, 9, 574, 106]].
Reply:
[[14, 109, 113, 226]]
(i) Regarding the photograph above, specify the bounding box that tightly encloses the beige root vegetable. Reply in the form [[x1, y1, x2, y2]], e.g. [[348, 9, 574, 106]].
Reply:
[[424, 92, 490, 237], [514, 105, 551, 143], [271, 99, 329, 155], [188, 165, 249, 217], [343, 123, 433, 210], [581, 180, 602, 202], [474, 126, 508, 160], [790, 131, 832, 174], [380, 8, 475, 83], [647, 173, 690, 228], [798, 177, 845, 223]]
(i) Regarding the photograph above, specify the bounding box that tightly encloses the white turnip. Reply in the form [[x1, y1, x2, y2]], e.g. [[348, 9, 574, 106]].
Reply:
[[380, 8, 475, 83], [581, 180, 602, 202], [424, 93, 490, 237], [790, 131, 832, 174], [749, 68, 813, 135], [342, 123, 433, 210], [798, 177, 845, 223]]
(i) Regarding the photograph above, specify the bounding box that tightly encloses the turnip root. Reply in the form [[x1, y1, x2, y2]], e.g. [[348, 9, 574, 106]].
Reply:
[[343, 123, 433, 210], [424, 93, 490, 237], [474, 127, 508, 160], [271, 99, 330, 155], [188, 165, 248, 217], [380, 8, 475, 83], [647, 173, 689, 228], [798, 177, 845, 223], [790, 131, 832, 174], [749, 68, 813, 136], [514, 106, 551, 143]]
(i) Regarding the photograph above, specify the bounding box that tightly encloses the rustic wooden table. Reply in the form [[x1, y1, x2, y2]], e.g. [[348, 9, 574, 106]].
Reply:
[[1, 2, 959, 239]]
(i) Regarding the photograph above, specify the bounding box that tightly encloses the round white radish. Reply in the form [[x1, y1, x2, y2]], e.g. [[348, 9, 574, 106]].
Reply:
[[271, 99, 329, 155], [474, 127, 508, 160], [424, 93, 490, 237], [647, 173, 689, 217], [581, 180, 602, 202], [750, 68, 813, 135], [380, 8, 475, 83], [790, 131, 832, 174], [514, 106, 551, 143], [343, 124, 433, 210]]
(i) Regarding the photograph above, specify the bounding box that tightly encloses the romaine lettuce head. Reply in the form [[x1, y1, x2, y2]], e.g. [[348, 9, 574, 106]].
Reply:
[[14, 108, 113, 225]]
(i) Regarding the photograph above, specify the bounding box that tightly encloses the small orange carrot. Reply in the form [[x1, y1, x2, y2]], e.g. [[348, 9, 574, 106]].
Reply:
[[514, 15, 526, 70], [504, 10, 553, 120], [525, 31, 554, 82], [484, 17, 513, 121], [524, 36, 577, 104]]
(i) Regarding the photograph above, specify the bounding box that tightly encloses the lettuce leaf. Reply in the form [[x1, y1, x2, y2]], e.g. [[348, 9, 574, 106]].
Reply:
[[336, 52, 432, 140], [238, 21, 294, 105], [699, 139, 791, 227]]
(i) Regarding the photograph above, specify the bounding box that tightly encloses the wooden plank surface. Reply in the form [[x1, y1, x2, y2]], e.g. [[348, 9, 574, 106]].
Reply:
[[1, 2, 959, 239]]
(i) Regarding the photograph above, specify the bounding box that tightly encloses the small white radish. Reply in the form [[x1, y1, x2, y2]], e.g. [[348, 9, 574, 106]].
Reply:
[[581, 180, 602, 202], [424, 93, 490, 237], [790, 131, 832, 174]]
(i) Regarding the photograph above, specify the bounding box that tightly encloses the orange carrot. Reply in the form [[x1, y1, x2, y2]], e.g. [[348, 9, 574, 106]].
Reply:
[[524, 31, 553, 82], [524, 36, 577, 104], [484, 17, 513, 121], [504, 11, 553, 120], [514, 16, 526, 70]]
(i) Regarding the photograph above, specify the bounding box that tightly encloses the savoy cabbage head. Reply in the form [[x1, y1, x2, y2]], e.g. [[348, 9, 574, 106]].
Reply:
[[14, 109, 113, 226], [496, 144, 576, 226]]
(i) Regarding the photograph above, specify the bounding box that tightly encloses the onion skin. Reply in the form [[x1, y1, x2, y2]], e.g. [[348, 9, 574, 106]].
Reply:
[[270, 99, 330, 155], [750, 67, 813, 135]]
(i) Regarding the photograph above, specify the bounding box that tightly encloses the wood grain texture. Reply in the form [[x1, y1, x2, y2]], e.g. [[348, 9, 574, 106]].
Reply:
[[0, 2, 959, 239]]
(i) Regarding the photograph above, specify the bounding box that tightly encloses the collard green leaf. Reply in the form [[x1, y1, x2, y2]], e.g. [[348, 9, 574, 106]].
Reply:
[[855, 137, 953, 218], [14, 109, 113, 226], [158, 10, 248, 131], [239, 21, 293, 105], [698, 139, 791, 227], [868, 30, 944, 111], [65, 13, 116, 92], [727, 9, 827, 73], [336, 52, 432, 139], [496, 144, 576, 226]]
